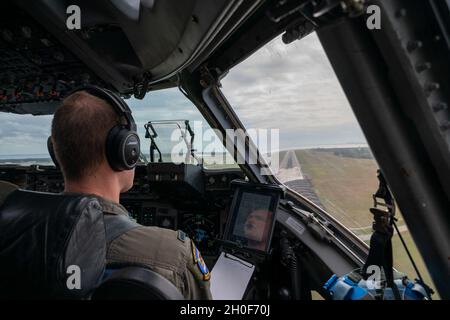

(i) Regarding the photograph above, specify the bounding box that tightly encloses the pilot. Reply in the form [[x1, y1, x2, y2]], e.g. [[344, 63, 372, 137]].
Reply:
[[49, 88, 211, 299], [243, 209, 273, 251]]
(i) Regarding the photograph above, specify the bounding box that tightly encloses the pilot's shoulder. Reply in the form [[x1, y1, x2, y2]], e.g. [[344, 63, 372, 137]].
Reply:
[[107, 226, 191, 272]]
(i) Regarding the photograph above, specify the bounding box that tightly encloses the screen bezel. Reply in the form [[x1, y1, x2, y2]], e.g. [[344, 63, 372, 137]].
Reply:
[[223, 181, 283, 254]]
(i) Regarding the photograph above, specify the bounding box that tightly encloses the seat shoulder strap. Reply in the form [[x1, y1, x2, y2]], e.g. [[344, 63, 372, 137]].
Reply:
[[104, 214, 140, 247]]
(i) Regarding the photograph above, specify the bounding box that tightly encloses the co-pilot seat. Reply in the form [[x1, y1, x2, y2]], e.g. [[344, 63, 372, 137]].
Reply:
[[0, 187, 183, 300]]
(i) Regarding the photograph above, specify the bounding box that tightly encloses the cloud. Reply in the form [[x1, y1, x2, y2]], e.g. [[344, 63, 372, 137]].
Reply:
[[220, 33, 366, 149], [0, 114, 52, 155]]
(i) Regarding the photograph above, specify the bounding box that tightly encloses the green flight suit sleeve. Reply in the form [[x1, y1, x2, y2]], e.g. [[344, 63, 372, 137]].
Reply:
[[183, 239, 212, 300]]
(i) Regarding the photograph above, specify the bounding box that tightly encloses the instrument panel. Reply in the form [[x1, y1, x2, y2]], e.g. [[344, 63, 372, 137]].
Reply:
[[0, 163, 244, 256], [0, 2, 107, 115], [122, 198, 221, 255]]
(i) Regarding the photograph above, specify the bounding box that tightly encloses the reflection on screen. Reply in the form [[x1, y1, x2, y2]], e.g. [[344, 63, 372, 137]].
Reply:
[[231, 192, 274, 251]]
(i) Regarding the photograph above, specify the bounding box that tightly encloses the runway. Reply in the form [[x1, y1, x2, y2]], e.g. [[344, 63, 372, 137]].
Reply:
[[276, 150, 324, 209]]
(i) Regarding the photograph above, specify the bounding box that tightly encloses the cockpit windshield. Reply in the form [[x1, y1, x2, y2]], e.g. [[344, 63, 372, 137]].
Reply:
[[0, 88, 238, 169], [0, 113, 53, 166], [221, 32, 437, 294]]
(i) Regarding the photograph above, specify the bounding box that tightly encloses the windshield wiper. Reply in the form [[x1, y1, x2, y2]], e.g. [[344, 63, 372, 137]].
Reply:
[[144, 120, 201, 164]]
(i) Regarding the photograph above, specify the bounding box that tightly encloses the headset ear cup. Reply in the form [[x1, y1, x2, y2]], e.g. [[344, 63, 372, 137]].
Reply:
[[106, 126, 140, 171], [47, 136, 60, 168], [122, 132, 140, 168]]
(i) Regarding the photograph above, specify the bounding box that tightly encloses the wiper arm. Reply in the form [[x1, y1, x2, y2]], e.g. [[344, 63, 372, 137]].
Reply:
[[144, 122, 163, 162]]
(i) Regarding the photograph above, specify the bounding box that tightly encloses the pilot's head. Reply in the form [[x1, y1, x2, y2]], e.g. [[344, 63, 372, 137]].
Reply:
[[243, 209, 273, 250], [51, 90, 135, 197]]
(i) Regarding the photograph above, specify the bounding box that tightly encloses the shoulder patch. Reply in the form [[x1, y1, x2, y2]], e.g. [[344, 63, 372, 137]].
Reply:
[[191, 240, 210, 281], [177, 230, 186, 243]]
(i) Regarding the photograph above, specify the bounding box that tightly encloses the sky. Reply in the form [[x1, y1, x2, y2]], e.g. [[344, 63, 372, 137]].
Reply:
[[0, 32, 367, 157], [221, 32, 366, 149]]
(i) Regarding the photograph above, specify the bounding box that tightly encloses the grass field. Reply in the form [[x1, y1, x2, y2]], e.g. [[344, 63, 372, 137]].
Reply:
[[280, 148, 437, 297], [293, 148, 379, 230]]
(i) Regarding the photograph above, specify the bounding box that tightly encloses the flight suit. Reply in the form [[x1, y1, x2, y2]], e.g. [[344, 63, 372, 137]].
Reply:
[[98, 196, 212, 300], [0, 183, 211, 299]]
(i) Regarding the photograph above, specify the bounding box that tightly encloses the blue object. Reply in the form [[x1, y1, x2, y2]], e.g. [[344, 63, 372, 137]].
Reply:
[[323, 269, 430, 300]]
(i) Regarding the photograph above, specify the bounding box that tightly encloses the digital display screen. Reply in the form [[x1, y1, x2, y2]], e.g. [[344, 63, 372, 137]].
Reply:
[[225, 186, 280, 253]]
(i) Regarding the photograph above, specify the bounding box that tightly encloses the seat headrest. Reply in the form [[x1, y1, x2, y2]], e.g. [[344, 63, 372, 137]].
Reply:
[[0, 190, 106, 299]]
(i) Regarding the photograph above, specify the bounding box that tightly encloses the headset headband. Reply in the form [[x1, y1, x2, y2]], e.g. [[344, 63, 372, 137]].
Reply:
[[65, 85, 137, 131]]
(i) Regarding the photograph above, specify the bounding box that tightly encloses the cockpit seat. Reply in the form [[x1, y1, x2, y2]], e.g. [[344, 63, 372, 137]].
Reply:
[[0, 189, 183, 299], [0, 180, 18, 205], [92, 267, 184, 300]]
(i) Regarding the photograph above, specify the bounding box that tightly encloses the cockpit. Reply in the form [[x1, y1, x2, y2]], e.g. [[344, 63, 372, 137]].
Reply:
[[0, 0, 449, 301]]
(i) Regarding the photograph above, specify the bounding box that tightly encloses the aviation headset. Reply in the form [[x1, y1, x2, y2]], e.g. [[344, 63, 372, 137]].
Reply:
[[47, 85, 141, 171]]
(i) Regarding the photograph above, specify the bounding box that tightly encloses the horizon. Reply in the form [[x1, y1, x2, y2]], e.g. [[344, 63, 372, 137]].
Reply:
[[0, 143, 370, 160]]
